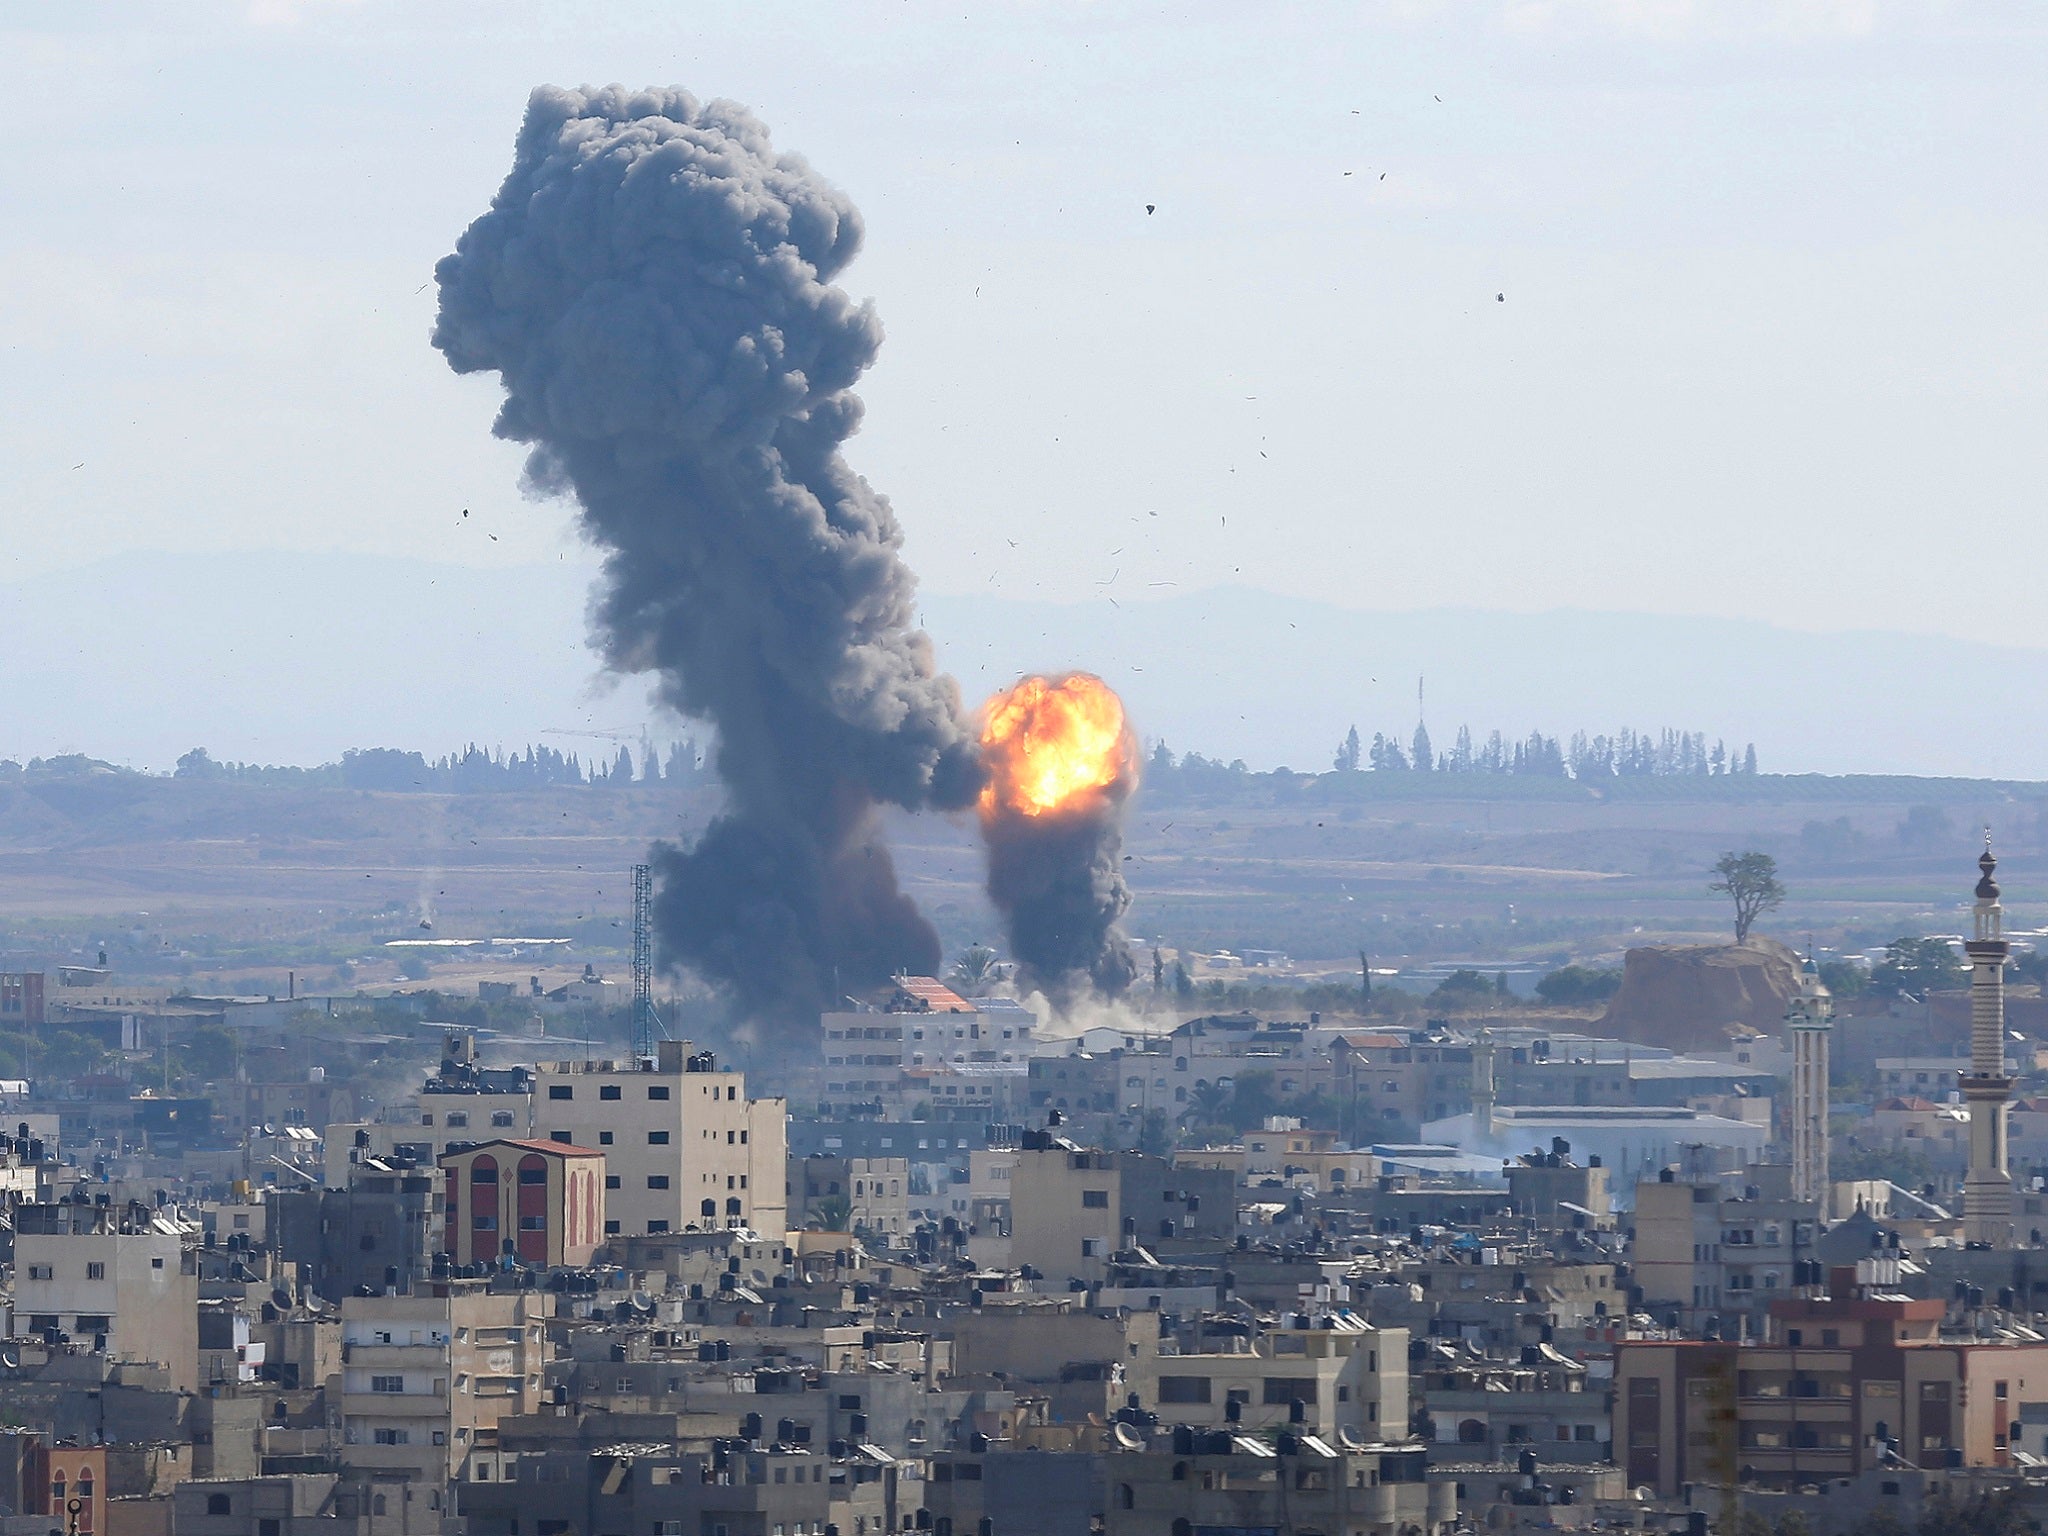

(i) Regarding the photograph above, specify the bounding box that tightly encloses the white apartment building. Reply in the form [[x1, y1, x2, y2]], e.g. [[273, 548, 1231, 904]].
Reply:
[[820, 981, 1036, 1086], [531, 1040, 786, 1238], [338, 1285, 546, 1492], [14, 1200, 199, 1390]]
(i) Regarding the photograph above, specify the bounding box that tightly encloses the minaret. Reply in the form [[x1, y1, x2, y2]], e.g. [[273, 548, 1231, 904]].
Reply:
[[1962, 837, 2014, 1247], [1471, 1032, 1497, 1143], [1787, 954, 1833, 1210]]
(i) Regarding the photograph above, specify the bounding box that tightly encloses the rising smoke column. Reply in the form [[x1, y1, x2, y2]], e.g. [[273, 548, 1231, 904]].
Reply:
[[433, 86, 979, 1026], [977, 674, 1140, 1003]]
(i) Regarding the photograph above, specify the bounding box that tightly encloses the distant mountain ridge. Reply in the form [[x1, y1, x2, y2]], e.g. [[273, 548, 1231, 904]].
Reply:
[[2, 550, 2044, 779]]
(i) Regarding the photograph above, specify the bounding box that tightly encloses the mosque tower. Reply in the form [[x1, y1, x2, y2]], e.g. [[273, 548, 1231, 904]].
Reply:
[[1962, 837, 2015, 1248], [1786, 955, 1833, 1209]]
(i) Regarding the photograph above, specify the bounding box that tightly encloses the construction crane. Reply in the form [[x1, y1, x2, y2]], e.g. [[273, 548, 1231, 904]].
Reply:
[[631, 863, 664, 1061]]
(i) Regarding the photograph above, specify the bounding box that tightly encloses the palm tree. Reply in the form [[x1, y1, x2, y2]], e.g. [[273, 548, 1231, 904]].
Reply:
[[948, 945, 1001, 996], [1184, 1081, 1232, 1128], [811, 1193, 853, 1232]]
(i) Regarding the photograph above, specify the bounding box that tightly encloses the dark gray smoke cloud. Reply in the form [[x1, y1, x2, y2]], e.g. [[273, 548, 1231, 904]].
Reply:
[[985, 811, 1139, 1005], [433, 85, 979, 1027]]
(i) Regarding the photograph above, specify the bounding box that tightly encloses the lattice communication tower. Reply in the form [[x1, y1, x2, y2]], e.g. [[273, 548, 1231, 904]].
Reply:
[[631, 863, 663, 1060]]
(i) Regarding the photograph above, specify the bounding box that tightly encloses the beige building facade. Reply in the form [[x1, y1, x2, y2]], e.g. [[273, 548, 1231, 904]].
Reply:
[[531, 1040, 785, 1238]]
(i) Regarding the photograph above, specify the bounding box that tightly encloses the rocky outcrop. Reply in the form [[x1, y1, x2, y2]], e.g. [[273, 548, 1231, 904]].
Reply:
[[1597, 938, 1803, 1052]]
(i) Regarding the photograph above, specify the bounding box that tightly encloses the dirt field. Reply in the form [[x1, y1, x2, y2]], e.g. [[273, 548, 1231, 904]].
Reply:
[[0, 768, 2040, 989]]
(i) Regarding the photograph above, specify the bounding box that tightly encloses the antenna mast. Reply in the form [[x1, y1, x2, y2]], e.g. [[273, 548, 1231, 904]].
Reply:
[[631, 863, 662, 1060]]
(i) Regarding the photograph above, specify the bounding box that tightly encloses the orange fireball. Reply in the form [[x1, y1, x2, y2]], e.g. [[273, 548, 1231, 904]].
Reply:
[[978, 673, 1136, 819]]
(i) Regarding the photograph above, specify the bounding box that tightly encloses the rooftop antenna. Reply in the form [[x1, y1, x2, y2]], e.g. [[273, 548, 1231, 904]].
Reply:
[[631, 863, 665, 1060]]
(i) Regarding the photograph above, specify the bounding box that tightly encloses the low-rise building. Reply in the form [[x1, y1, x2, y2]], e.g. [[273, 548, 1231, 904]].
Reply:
[[437, 1139, 605, 1268], [13, 1201, 199, 1391], [1008, 1137, 1236, 1286], [1615, 1260, 2048, 1495]]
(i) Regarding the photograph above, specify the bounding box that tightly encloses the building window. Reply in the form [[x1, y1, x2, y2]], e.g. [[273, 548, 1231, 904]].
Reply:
[[549, 1131, 572, 1144], [648, 1131, 670, 1145], [604, 1221, 620, 1235], [1082, 1190, 1109, 1209], [548, 1086, 572, 1100], [599, 1131, 614, 1145], [1158, 1376, 1212, 1404], [648, 1221, 670, 1234], [606, 1176, 621, 1190], [648, 1086, 670, 1100], [492, 1111, 515, 1127], [373, 1428, 410, 1445], [648, 1176, 670, 1189], [446, 1113, 468, 1128], [600, 1085, 622, 1101], [519, 1217, 546, 1231], [86, 1263, 105, 1280], [371, 1375, 405, 1393], [206, 1496, 231, 1516], [518, 1165, 548, 1185]]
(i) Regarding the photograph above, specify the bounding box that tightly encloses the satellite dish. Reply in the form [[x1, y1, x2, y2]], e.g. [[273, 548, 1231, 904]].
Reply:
[[1634, 1488, 1653, 1503], [1338, 1426, 1366, 1450], [631, 1292, 653, 1313], [0, 1351, 17, 1370], [272, 1287, 294, 1312], [1114, 1423, 1145, 1450]]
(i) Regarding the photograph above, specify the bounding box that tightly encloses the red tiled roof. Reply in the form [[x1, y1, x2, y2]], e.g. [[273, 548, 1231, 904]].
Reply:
[[441, 1137, 605, 1160], [891, 976, 975, 1013]]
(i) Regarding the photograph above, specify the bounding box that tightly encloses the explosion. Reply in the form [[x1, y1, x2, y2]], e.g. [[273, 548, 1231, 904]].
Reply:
[[979, 673, 1136, 820], [977, 673, 1140, 1004]]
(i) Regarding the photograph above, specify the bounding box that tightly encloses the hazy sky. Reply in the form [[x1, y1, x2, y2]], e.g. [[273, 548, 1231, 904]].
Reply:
[[7, 2, 2048, 651]]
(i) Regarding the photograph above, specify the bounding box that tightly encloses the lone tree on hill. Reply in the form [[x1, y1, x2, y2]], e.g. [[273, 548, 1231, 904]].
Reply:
[[1710, 851, 1785, 943]]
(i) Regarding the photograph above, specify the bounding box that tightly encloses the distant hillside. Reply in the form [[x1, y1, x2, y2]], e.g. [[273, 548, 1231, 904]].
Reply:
[[7, 551, 2048, 778]]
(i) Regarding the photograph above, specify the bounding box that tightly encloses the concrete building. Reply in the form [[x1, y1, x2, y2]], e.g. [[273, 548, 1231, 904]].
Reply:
[[531, 1040, 785, 1238], [1427, 1104, 1770, 1194], [274, 1160, 442, 1304], [0, 974, 45, 1031], [790, 1154, 910, 1236], [1008, 1136, 1236, 1286], [171, 1472, 439, 1536], [437, 1139, 605, 1268], [1615, 1259, 2048, 1494], [222, 1073, 357, 1141], [1106, 1432, 1454, 1536], [1420, 1344, 1609, 1464], [337, 1285, 547, 1491], [1631, 1165, 1820, 1333], [1504, 1141, 1613, 1233], [1150, 1312, 1408, 1440], [1962, 841, 2015, 1246], [1331, 1031, 1474, 1144], [460, 1441, 896, 1536], [13, 1201, 199, 1392]]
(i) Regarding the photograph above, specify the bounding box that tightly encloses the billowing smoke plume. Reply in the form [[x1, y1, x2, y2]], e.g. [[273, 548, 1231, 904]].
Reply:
[[977, 673, 1140, 1004], [433, 86, 979, 1026]]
